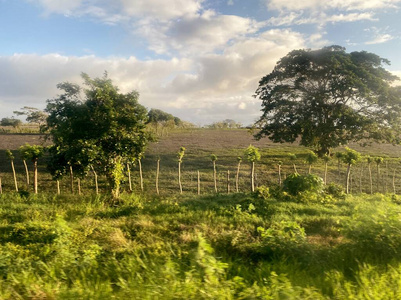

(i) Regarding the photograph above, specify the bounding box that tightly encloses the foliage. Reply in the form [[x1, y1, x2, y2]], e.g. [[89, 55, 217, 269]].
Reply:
[[206, 119, 242, 129], [341, 147, 361, 165], [13, 106, 48, 128], [147, 108, 181, 126], [177, 147, 186, 163], [322, 154, 330, 163], [244, 145, 261, 162], [0, 193, 401, 297], [324, 183, 345, 198], [45, 72, 151, 197], [375, 156, 384, 165], [0, 117, 22, 128], [305, 151, 318, 165], [5, 150, 14, 160], [255, 185, 271, 200], [283, 173, 324, 196], [19, 143, 44, 162], [257, 221, 306, 254], [334, 152, 344, 160], [254, 45, 401, 156]]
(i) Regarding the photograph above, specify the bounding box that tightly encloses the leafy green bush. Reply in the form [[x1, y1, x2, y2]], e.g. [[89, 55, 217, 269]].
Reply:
[[283, 173, 324, 196], [255, 185, 270, 200], [324, 183, 345, 198]]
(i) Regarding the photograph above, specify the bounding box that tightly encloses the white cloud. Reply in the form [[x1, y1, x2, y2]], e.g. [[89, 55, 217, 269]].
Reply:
[[0, 29, 306, 125], [120, 0, 203, 20], [28, 0, 83, 14], [364, 26, 395, 44], [365, 33, 394, 44], [265, 0, 399, 28], [265, 0, 401, 11], [148, 11, 262, 55]]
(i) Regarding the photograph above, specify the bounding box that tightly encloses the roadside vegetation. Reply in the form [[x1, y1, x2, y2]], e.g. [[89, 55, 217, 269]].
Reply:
[[1, 189, 401, 298]]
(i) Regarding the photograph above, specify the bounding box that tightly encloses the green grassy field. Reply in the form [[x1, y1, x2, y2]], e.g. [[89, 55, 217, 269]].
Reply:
[[1, 192, 401, 298], [0, 129, 401, 298]]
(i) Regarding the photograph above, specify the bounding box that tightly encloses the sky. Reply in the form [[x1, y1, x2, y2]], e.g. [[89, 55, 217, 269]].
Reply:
[[1, 0, 401, 126]]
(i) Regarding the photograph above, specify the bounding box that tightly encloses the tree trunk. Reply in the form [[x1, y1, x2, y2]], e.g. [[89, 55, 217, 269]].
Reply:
[[376, 164, 380, 193], [197, 170, 200, 195], [34, 159, 38, 194], [10, 160, 18, 192], [235, 161, 241, 192], [178, 161, 182, 194], [156, 159, 160, 195], [293, 163, 298, 174], [251, 162, 255, 192], [213, 161, 217, 193], [368, 163, 373, 194], [57, 180, 60, 195], [227, 170, 230, 194], [23, 160, 29, 187], [308, 164, 312, 174], [70, 165, 74, 194], [359, 165, 363, 194], [324, 162, 328, 185], [346, 164, 351, 194], [139, 159, 143, 192], [0, 178, 2, 194], [278, 165, 282, 186], [127, 163, 132, 192]]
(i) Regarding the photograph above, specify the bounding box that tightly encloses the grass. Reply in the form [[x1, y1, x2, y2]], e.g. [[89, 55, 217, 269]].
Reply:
[[1, 191, 401, 298]]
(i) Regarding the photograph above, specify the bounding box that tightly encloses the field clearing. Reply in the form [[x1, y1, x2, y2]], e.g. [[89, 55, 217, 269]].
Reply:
[[0, 129, 401, 195]]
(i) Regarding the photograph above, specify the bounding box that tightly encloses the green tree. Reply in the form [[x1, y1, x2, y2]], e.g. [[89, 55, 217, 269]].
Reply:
[[147, 108, 181, 136], [19, 144, 44, 194], [0, 117, 22, 128], [305, 151, 318, 174], [45, 72, 151, 198], [254, 45, 401, 156], [245, 145, 261, 192], [341, 147, 361, 194], [13, 106, 48, 130]]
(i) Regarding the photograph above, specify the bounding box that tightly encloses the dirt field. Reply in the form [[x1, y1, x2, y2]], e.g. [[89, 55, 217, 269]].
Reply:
[[1, 129, 400, 157], [1, 129, 401, 195]]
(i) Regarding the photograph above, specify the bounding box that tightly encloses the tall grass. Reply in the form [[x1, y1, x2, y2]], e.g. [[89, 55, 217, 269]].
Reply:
[[1, 191, 401, 298]]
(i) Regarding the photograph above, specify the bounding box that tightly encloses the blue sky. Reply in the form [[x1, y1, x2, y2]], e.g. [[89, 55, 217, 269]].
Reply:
[[1, 0, 400, 125]]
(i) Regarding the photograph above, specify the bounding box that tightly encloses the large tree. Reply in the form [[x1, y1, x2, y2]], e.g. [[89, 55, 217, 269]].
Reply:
[[254, 45, 401, 156], [45, 72, 151, 198]]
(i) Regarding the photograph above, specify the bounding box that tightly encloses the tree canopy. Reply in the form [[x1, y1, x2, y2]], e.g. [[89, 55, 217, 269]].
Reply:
[[1, 117, 22, 128], [45, 72, 151, 197], [254, 45, 401, 156], [13, 106, 48, 128]]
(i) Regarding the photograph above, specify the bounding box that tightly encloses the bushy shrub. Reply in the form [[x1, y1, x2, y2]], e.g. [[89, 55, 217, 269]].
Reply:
[[257, 221, 307, 258], [324, 183, 345, 198], [283, 173, 324, 196], [255, 185, 270, 200]]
